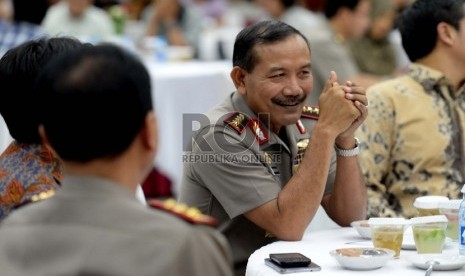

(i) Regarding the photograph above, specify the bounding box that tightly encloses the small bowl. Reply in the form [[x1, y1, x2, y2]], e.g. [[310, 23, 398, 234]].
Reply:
[[351, 220, 371, 239], [330, 247, 395, 270]]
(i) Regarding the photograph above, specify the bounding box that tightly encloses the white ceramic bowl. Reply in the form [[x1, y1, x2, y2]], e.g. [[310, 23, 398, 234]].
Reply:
[[351, 220, 371, 239], [330, 247, 394, 270]]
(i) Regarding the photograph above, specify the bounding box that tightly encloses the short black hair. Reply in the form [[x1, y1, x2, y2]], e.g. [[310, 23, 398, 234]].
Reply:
[[324, 0, 363, 19], [37, 44, 153, 163], [280, 0, 296, 8], [0, 37, 83, 144], [232, 20, 310, 73], [399, 0, 465, 62]]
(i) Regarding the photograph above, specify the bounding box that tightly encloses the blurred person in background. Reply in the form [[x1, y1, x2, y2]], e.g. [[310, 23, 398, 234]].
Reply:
[[349, 0, 401, 77], [300, 0, 325, 12], [188, 0, 227, 26], [0, 0, 46, 57], [12, 0, 52, 25], [356, 0, 465, 218], [94, 0, 120, 9], [305, 0, 384, 105], [143, 0, 204, 55], [0, 37, 83, 221], [254, 0, 324, 34], [0, 43, 233, 275], [41, 0, 115, 41], [0, 0, 12, 21], [128, 0, 151, 20], [393, 0, 415, 14]]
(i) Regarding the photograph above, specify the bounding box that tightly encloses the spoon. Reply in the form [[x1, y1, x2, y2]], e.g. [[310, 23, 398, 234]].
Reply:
[[425, 260, 440, 276], [362, 249, 386, 256]]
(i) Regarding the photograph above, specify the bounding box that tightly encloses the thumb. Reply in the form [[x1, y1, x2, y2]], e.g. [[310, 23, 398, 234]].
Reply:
[[322, 71, 338, 93]]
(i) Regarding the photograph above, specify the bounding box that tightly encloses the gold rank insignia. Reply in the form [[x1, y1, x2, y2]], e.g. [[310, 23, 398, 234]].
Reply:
[[301, 105, 319, 120], [148, 198, 218, 227], [13, 189, 56, 210], [265, 231, 275, 238], [224, 112, 249, 134], [293, 139, 309, 173], [263, 152, 272, 165], [248, 119, 269, 145], [296, 119, 306, 134]]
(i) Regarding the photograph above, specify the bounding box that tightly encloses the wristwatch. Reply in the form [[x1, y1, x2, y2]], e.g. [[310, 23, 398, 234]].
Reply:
[[334, 137, 360, 157]]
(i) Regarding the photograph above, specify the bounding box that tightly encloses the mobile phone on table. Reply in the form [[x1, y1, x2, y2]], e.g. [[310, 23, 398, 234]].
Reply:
[[265, 253, 321, 274], [269, 253, 311, 267]]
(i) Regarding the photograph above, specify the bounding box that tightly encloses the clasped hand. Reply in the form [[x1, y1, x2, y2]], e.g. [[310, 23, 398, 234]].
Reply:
[[317, 71, 368, 143]]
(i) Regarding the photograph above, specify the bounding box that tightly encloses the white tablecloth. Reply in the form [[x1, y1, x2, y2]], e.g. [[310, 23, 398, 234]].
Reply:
[[246, 227, 463, 276], [144, 60, 235, 196], [0, 115, 12, 153]]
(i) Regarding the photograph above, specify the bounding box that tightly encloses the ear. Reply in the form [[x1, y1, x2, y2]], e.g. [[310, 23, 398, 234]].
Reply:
[[437, 22, 455, 47], [38, 125, 50, 146], [230, 66, 247, 96], [141, 111, 158, 154]]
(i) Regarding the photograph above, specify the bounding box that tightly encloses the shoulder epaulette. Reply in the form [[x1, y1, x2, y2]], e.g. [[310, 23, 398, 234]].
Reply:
[[248, 119, 269, 145], [224, 112, 249, 134], [301, 105, 319, 120], [148, 198, 218, 227], [13, 189, 56, 210]]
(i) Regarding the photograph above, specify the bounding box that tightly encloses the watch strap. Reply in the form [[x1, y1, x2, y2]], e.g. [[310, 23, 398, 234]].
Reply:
[[334, 137, 360, 157]]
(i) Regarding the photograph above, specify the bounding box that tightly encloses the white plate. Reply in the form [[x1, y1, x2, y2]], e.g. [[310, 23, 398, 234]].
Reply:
[[405, 253, 465, 270]]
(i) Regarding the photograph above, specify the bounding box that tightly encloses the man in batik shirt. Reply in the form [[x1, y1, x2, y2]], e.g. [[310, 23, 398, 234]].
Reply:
[[0, 37, 83, 220], [356, 0, 465, 218]]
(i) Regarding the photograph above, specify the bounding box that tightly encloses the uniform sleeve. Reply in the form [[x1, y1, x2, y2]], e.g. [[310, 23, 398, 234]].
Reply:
[[187, 126, 282, 219], [178, 225, 233, 276], [356, 88, 398, 218]]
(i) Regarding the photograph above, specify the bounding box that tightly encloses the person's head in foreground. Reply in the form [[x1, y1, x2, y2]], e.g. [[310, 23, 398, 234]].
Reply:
[[0, 36, 83, 144], [38, 43, 157, 187]]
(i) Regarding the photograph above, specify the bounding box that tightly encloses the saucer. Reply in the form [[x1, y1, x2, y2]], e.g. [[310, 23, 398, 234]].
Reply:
[[330, 247, 394, 270], [405, 253, 465, 270]]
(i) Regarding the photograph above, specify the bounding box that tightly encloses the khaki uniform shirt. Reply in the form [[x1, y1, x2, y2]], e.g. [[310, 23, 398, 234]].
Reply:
[[356, 63, 464, 218], [180, 92, 336, 274], [0, 176, 233, 276]]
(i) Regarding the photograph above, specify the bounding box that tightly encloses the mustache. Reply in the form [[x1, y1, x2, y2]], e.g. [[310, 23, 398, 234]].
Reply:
[[271, 95, 307, 106]]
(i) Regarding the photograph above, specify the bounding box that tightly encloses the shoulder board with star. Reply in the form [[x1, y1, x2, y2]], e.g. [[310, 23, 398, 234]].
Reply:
[[301, 105, 319, 120], [13, 189, 56, 210], [224, 112, 249, 134], [148, 198, 218, 227]]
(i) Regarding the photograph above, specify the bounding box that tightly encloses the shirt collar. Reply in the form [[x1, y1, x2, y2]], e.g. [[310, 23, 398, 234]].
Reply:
[[230, 92, 294, 153], [12, 141, 63, 184], [409, 63, 465, 97]]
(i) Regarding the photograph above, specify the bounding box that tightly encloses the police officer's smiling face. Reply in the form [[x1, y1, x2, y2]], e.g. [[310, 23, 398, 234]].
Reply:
[[237, 35, 312, 134]]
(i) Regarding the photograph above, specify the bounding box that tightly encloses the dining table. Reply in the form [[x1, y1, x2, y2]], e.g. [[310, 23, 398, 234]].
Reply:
[[246, 226, 463, 276]]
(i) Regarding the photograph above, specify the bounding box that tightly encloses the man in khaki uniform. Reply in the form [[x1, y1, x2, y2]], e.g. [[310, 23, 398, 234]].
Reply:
[[180, 20, 368, 275], [0, 44, 233, 276]]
